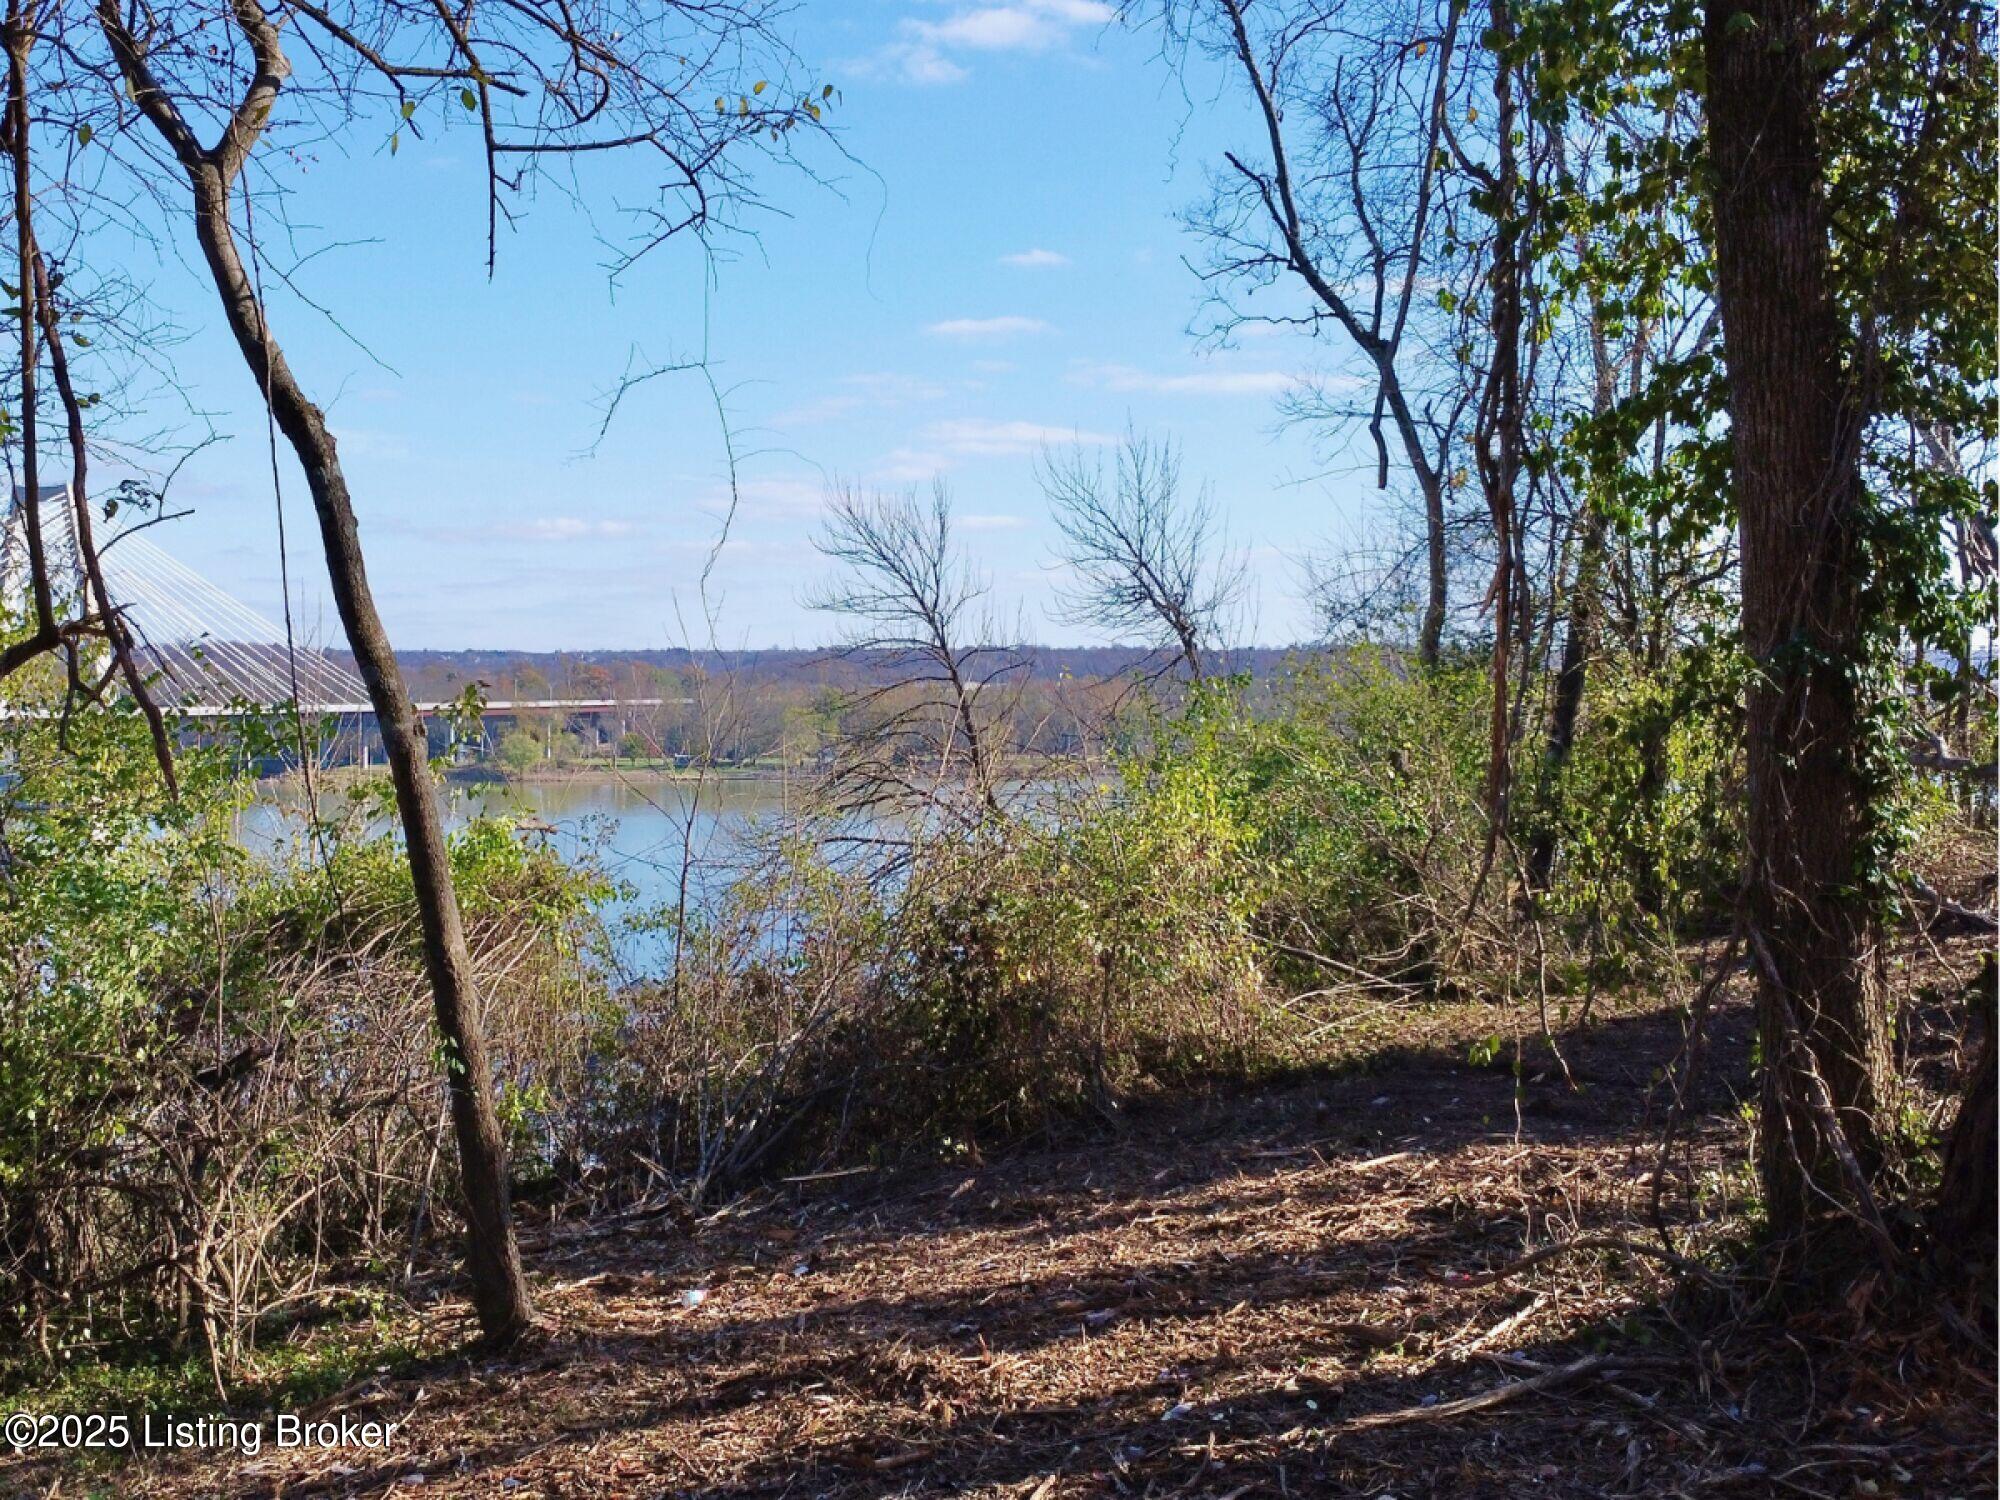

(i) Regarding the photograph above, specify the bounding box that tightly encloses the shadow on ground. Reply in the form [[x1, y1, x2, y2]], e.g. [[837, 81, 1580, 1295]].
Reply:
[[7, 983, 1992, 1500]]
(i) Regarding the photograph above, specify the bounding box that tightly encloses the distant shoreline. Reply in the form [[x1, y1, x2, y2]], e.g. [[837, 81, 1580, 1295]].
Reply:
[[454, 763, 805, 787], [280, 762, 806, 789]]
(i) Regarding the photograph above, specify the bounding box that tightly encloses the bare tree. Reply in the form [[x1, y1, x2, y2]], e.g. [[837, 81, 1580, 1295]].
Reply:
[[1145, 0, 1475, 667], [809, 481, 1023, 826], [1301, 497, 1484, 653], [1038, 431, 1242, 679], [26, 0, 834, 1347], [95, 0, 542, 1344], [0, 15, 178, 791]]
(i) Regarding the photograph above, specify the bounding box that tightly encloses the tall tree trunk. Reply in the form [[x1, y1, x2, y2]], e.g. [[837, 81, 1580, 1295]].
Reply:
[[1420, 473, 1447, 670], [1474, 0, 1527, 835], [190, 168, 536, 1343], [1526, 287, 1618, 893], [1213, 0, 1455, 672], [99, 0, 536, 1345], [1703, 0, 1895, 1245], [0, 8, 57, 681], [1526, 504, 1607, 891]]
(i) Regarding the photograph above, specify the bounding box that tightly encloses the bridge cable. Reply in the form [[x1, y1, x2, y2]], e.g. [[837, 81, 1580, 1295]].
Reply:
[[245, 184, 339, 884]]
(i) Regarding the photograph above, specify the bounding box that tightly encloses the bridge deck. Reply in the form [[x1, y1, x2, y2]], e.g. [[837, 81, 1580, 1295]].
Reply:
[[167, 697, 681, 719]]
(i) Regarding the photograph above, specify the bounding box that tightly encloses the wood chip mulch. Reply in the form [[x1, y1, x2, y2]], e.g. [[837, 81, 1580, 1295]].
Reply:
[[7, 967, 1994, 1500]]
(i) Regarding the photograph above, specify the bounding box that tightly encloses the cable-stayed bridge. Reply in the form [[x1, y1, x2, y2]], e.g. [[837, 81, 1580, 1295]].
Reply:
[[2, 487, 667, 756], [3, 485, 373, 713]]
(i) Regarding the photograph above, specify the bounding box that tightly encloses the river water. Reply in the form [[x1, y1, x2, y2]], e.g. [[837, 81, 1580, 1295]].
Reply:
[[237, 773, 812, 974]]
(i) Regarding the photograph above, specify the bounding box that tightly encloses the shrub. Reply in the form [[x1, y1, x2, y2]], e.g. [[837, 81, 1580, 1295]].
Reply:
[[0, 638, 1824, 1389], [1528, 646, 1744, 974], [582, 766, 1281, 1194], [864, 778, 1273, 1142], [496, 728, 542, 775], [0, 704, 613, 1380], [571, 654, 1516, 1195], [1122, 655, 1497, 993]]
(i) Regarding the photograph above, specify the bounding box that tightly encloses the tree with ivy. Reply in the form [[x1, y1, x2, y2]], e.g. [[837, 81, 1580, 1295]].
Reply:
[[1519, 0, 1995, 1281]]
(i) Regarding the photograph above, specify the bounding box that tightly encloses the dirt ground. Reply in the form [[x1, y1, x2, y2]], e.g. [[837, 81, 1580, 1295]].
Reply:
[[5, 948, 1994, 1500]]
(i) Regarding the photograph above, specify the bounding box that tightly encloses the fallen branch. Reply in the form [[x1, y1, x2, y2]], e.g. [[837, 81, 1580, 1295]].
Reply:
[[1483, 1351, 1707, 1440], [1332, 1352, 1616, 1431], [1903, 873, 1998, 935], [1444, 1232, 1720, 1288], [1427, 1292, 1547, 1367]]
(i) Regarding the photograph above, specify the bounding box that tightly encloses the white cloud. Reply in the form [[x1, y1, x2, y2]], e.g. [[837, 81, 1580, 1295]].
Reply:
[[769, 393, 868, 427], [726, 477, 831, 521], [1069, 361, 1301, 397], [872, 0, 1114, 85], [770, 372, 953, 429], [1000, 248, 1070, 268], [865, 417, 1111, 483], [871, 448, 948, 484], [959, 513, 1028, 531], [926, 315, 1052, 340], [495, 516, 639, 542], [927, 418, 1112, 455]]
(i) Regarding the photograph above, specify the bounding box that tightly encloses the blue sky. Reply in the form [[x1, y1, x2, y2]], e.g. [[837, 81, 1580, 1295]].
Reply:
[[120, 0, 1380, 652]]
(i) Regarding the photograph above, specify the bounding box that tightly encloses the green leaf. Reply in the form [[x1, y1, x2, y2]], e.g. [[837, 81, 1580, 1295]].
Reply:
[[400, 99, 416, 120], [753, 80, 767, 95], [460, 87, 478, 111], [75, 123, 92, 148]]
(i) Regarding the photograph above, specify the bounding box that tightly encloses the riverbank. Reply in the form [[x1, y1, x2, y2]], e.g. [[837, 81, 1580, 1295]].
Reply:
[[287, 761, 805, 788], [451, 761, 807, 786], [233, 768, 805, 973]]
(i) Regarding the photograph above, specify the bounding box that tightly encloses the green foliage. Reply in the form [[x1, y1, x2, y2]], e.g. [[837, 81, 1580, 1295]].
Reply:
[[1125, 657, 1493, 987], [1520, 0, 1997, 906], [0, 688, 613, 1373], [0, 638, 1963, 1395], [597, 763, 1277, 1186], [869, 764, 1272, 1140], [651, 647, 1750, 1167], [6, 1304, 424, 1417], [597, 654, 1554, 1185], [0, 705, 243, 1202], [1531, 648, 1742, 962], [497, 727, 541, 775]]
